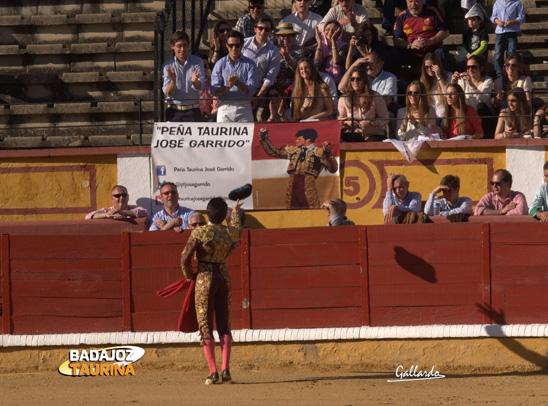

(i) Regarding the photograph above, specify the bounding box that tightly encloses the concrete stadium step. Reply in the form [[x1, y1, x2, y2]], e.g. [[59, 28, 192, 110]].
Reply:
[[0, 41, 153, 76], [0, 70, 153, 103], [0, 1, 164, 18], [0, 13, 156, 46], [0, 101, 154, 116], [529, 63, 548, 80]]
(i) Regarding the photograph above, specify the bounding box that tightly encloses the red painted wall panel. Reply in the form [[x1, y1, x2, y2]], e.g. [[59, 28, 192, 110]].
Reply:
[[371, 305, 485, 326], [2, 222, 548, 335], [490, 222, 548, 324], [252, 307, 363, 329]]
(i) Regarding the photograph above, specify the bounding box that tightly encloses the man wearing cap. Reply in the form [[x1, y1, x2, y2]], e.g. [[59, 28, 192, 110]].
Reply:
[[161, 30, 205, 122], [211, 30, 259, 122], [235, 0, 274, 39], [318, 0, 369, 42], [280, 0, 322, 49], [242, 16, 280, 114]]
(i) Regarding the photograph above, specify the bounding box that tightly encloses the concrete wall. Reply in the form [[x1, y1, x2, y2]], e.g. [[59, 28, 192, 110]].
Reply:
[[0, 140, 547, 226]]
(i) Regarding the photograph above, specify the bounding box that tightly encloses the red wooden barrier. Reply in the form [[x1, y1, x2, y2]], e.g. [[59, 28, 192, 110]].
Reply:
[[2, 222, 548, 335], [0, 217, 148, 235], [8, 235, 123, 334], [490, 223, 548, 324], [367, 223, 488, 326]]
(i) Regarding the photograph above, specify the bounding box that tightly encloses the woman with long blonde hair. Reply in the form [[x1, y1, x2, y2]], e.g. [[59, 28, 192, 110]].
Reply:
[[420, 52, 451, 120], [337, 66, 388, 142], [443, 83, 483, 139], [495, 87, 531, 139], [291, 58, 333, 121], [396, 81, 438, 140]]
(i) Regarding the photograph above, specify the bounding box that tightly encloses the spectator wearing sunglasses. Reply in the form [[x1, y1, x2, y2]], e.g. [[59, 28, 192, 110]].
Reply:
[[149, 182, 194, 232], [242, 16, 281, 117], [493, 53, 532, 112], [86, 185, 149, 220], [211, 30, 259, 122], [474, 169, 528, 216], [451, 55, 495, 137], [235, 0, 274, 39]]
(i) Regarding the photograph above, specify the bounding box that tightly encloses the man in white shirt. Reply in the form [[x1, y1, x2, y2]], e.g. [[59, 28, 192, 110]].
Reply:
[[281, 0, 322, 50], [318, 0, 369, 42]]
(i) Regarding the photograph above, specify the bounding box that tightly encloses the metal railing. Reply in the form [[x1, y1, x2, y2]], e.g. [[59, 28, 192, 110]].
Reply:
[[0, 90, 545, 146]]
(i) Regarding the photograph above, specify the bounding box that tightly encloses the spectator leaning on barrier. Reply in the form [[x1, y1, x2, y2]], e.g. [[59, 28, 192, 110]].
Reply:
[[424, 175, 472, 216], [188, 212, 207, 229], [211, 30, 259, 123], [529, 161, 548, 222], [383, 172, 422, 224], [474, 169, 528, 216], [322, 198, 355, 226], [162, 30, 205, 122], [86, 185, 149, 220], [149, 182, 194, 232]]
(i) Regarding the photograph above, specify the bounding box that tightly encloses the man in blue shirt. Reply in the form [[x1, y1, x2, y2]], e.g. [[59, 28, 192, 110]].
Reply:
[[424, 175, 473, 216], [383, 172, 422, 223], [242, 16, 280, 116], [211, 30, 259, 122], [161, 31, 205, 122], [149, 182, 194, 232], [529, 161, 548, 222], [491, 0, 525, 77]]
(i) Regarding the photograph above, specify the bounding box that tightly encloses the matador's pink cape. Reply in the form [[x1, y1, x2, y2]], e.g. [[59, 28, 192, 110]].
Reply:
[[156, 279, 199, 333]]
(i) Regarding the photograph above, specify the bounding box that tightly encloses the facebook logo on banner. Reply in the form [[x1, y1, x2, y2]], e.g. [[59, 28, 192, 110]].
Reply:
[[156, 166, 166, 176]]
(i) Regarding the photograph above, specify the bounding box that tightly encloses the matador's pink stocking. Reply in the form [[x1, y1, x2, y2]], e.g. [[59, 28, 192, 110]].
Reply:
[[203, 338, 217, 374], [219, 334, 232, 370]]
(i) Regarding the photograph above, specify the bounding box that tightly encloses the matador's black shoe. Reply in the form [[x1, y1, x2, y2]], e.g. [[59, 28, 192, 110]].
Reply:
[[205, 372, 219, 385], [221, 369, 231, 382]]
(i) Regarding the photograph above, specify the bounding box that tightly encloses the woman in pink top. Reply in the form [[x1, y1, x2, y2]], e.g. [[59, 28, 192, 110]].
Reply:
[[313, 20, 348, 84], [442, 83, 483, 139], [338, 66, 389, 142]]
